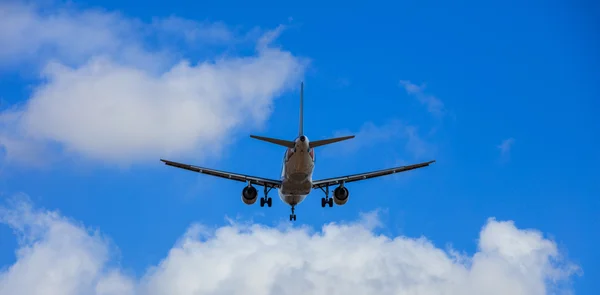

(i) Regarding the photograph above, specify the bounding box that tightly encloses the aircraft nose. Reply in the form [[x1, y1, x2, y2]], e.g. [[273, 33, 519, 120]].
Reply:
[[300, 136, 306, 142]]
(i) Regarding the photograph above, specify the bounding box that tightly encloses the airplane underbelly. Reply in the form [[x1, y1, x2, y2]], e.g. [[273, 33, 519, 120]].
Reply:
[[285, 153, 313, 182], [289, 172, 308, 182], [279, 178, 311, 206], [278, 189, 308, 206], [280, 180, 311, 195]]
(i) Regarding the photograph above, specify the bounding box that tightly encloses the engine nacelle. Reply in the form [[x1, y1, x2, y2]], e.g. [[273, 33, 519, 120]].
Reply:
[[333, 186, 349, 205], [241, 186, 258, 205]]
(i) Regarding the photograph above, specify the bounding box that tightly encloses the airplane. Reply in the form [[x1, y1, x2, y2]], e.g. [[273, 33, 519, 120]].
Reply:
[[160, 82, 435, 221]]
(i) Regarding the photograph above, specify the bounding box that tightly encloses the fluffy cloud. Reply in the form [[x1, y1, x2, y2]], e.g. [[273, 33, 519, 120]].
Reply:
[[0, 2, 306, 166], [0, 197, 579, 295]]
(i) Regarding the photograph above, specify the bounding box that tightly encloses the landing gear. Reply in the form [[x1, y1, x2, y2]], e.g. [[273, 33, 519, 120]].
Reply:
[[289, 205, 297, 221], [260, 185, 273, 207], [318, 185, 334, 208]]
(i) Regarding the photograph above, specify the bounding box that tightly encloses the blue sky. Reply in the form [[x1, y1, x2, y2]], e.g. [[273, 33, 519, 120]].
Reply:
[[0, 0, 598, 294]]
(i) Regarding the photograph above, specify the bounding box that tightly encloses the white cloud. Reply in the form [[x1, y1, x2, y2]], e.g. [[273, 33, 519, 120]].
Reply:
[[0, 197, 580, 295], [0, 196, 135, 295], [3, 50, 303, 164], [0, 2, 307, 166], [399, 80, 445, 117]]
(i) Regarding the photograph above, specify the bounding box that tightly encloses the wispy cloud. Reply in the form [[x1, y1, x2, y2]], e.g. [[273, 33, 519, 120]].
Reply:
[[497, 137, 515, 161], [0, 196, 581, 295], [399, 80, 445, 117], [0, 2, 263, 70], [256, 24, 285, 50], [336, 78, 350, 88], [321, 120, 434, 160], [404, 125, 433, 159], [151, 16, 236, 45]]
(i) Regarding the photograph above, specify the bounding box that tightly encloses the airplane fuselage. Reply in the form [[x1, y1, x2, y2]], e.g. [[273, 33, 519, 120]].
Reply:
[[278, 135, 314, 206]]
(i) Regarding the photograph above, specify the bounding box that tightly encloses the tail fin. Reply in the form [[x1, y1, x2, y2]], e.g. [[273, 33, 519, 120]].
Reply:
[[299, 82, 304, 136], [309, 135, 355, 148], [250, 135, 295, 148]]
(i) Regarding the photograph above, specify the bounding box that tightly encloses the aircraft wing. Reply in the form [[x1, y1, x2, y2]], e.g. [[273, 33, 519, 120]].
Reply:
[[160, 159, 282, 188], [312, 160, 435, 188]]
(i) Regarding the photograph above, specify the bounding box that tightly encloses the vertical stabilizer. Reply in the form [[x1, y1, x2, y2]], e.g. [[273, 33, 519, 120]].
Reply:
[[299, 82, 304, 136]]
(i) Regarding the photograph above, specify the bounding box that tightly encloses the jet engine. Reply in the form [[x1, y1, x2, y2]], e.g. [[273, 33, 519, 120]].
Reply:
[[333, 186, 349, 205], [241, 186, 258, 205]]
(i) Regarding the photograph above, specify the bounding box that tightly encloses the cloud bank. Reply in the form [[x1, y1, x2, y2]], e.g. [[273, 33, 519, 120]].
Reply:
[[0, 2, 306, 166], [0, 197, 578, 295]]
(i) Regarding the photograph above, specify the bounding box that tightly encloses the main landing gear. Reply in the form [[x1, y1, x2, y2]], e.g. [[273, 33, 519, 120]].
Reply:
[[318, 185, 333, 208], [290, 205, 297, 221], [260, 185, 273, 207]]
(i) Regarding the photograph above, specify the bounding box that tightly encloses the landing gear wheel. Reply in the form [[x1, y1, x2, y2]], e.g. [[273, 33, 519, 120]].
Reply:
[[322, 197, 333, 208], [260, 197, 272, 207]]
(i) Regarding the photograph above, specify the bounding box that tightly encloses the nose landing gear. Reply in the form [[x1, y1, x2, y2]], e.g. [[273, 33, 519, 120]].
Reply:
[[289, 205, 297, 221]]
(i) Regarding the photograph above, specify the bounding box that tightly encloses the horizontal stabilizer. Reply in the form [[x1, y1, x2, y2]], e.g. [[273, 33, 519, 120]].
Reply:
[[309, 135, 355, 148], [250, 135, 295, 148]]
